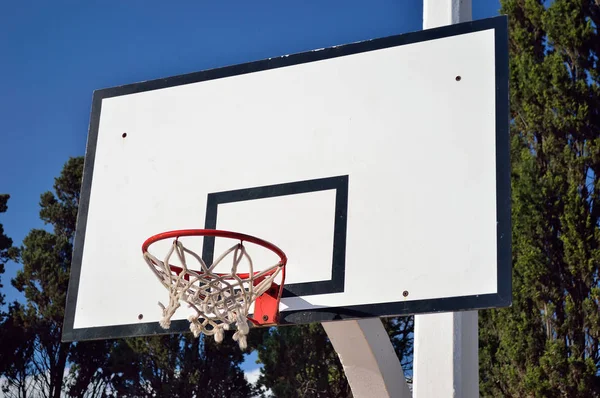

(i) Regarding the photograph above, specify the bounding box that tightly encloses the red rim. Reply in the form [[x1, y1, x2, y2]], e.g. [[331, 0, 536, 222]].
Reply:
[[142, 229, 287, 266]]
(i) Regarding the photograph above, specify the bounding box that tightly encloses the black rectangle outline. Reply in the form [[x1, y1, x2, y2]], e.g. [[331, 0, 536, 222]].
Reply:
[[62, 15, 510, 342], [203, 175, 348, 298]]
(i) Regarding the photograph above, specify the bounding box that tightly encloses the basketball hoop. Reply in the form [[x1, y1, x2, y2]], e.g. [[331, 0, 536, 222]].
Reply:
[[142, 229, 287, 349]]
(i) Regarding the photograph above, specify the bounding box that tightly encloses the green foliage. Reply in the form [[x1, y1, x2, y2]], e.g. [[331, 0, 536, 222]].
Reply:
[[381, 316, 414, 378], [1, 158, 117, 398], [479, 1, 600, 396], [12, 157, 84, 326], [0, 193, 18, 309], [7, 157, 90, 398], [0, 196, 31, 397], [106, 333, 250, 397], [253, 318, 412, 397], [0, 303, 35, 398], [65, 340, 116, 397], [38, 158, 82, 239], [254, 324, 352, 398]]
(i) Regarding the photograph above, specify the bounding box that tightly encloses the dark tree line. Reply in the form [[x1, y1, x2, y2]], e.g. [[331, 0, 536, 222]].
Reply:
[[479, 0, 600, 397], [0, 194, 13, 310]]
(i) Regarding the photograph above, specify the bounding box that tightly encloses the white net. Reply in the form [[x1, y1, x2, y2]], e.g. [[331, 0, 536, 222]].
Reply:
[[143, 239, 283, 349]]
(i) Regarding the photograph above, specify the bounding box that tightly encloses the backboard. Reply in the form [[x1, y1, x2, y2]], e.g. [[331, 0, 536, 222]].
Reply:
[[63, 16, 510, 342]]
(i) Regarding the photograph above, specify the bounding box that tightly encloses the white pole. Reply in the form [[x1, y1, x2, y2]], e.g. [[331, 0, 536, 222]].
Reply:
[[414, 1, 478, 398], [423, 0, 472, 27], [323, 318, 412, 397]]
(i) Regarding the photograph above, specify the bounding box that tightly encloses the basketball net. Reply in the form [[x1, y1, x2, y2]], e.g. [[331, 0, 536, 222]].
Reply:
[[143, 240, 283, 349]]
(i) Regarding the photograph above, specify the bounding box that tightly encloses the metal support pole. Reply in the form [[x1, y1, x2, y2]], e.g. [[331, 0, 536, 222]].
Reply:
[[413, 312, 478, 397], [323, 318, 412, 398], [423, 0, 472, 26], [414, 1, 478, 398]]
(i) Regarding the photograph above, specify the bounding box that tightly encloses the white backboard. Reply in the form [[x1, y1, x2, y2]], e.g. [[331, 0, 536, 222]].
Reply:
[[63, 16, 510, 341]]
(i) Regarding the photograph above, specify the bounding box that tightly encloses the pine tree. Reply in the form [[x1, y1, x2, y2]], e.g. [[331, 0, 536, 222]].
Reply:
[[11, 158, 82, 398], [107, 333, 251, 397], [253, 318, 413, 397], [254, 324, 352, 398], [479, 1, 600, 396], [0, 195, 33, 397], [0, 193, 16, 310], [0, 303, 36, 398], [381, 316, 414, 379], [7, 157, 114, 398]]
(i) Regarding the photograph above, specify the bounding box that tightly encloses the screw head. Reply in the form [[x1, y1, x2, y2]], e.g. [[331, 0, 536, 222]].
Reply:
[[455, 75, 461, 81], [262, 315, 269, 322], [402, 290, 409, 297], [138, 313, 144, 320]]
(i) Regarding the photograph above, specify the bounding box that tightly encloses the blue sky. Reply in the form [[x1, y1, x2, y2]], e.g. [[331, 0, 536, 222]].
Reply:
[[0, 0, 501, 372]]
